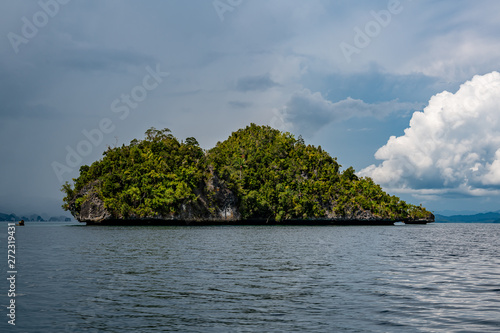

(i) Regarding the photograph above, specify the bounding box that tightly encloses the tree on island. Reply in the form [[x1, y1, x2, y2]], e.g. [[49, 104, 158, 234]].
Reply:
[[62, 124, 433, 224]]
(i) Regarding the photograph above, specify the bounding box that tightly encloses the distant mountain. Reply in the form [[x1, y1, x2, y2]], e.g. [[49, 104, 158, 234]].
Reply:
[[434, 209, 483, 216], [435, 212, 500, 223], [0, 212, 72, 222]]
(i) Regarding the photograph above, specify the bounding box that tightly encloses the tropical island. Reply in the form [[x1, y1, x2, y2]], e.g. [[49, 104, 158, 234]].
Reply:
[[62, 124, 434, 225]]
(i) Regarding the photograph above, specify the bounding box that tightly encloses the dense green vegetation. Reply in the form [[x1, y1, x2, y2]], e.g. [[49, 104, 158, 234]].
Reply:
[[207, 124, 429, 221], [62, 124, 431, 222], [62, 128, 206, 218]]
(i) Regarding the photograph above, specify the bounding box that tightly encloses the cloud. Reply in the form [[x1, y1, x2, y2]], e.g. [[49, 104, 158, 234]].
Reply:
[[360, 71, 500, 196], [58, 46, 155, 73], [280, 88, 420, 137], [314, 70, 445, 104], [235, 73, 279, 92], [2, 0, 500, 215], [228, 101, 252, 109]]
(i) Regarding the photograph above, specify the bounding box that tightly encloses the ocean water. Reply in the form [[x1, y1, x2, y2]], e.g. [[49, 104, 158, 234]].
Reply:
[[1, 222, 499, 332]]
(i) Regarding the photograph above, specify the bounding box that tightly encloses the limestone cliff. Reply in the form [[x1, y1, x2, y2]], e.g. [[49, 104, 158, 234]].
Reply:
[[62, 125, 435, 225], [68, 170, 241, 225], [68, 175, 433, 225]]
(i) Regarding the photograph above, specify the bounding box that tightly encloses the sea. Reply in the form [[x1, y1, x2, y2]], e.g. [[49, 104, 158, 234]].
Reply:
[[1, 221, 499, 332]]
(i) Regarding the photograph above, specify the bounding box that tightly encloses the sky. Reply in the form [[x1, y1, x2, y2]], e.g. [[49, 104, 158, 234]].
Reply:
[[1, 0, 500, 217]]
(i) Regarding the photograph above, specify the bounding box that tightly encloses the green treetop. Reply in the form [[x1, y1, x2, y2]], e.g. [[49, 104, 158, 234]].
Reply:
[[62, 124, 432, 223]]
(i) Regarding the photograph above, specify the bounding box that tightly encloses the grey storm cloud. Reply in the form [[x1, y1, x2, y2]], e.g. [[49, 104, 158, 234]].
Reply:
[[235, 73, 279, 92], [2, 0, 500, 215], [57, 47, 156, 72], [281, 89, 421, 137], [228, 101, 253, 109]]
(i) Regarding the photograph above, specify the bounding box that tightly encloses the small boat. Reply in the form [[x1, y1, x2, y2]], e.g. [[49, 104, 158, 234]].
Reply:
[[17, 220, 25, 226], [393, 221, 405, 226]]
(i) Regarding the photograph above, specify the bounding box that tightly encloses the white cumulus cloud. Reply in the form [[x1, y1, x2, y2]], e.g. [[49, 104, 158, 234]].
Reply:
[[360, 71, 500, 195]]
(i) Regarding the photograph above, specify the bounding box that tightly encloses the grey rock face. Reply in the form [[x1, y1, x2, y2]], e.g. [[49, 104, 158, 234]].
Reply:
[[69, 171, 241, 224], [68, 174, 433, 225]]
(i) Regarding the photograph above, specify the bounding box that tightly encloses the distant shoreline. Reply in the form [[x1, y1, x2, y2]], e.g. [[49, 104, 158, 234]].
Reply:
[[0, 212, 72, 222]]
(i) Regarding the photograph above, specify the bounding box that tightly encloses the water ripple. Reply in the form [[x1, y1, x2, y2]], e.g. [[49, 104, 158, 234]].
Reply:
[[2, 223, 500, 332]]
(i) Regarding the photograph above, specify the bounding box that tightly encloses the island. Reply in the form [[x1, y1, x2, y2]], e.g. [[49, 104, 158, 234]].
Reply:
[[0, 212, 72, 222], [62, 124, 434, 225]]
